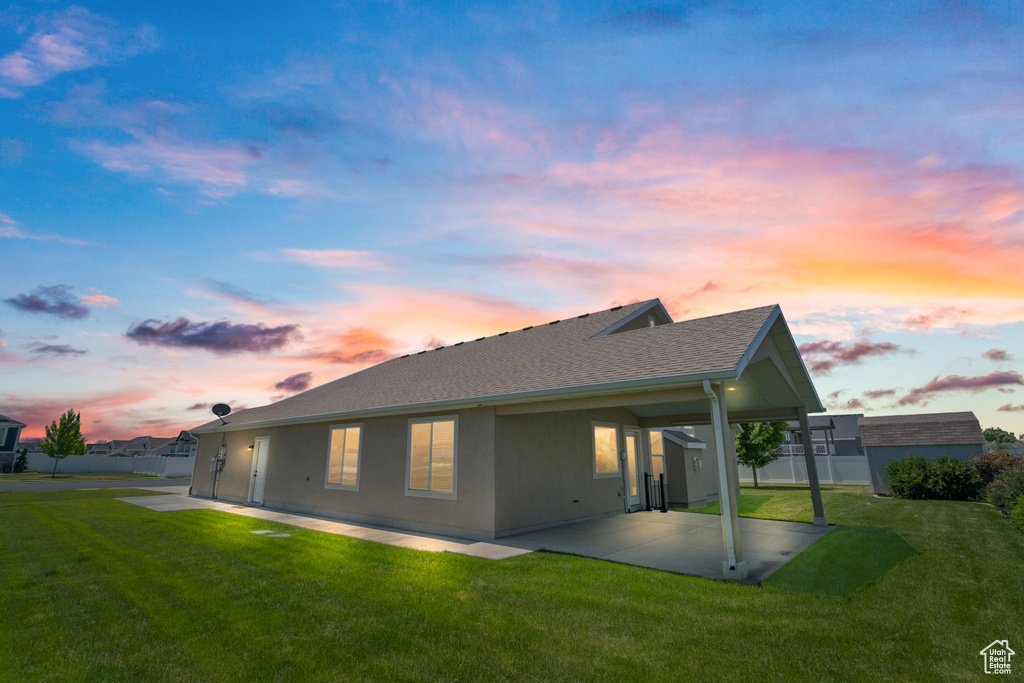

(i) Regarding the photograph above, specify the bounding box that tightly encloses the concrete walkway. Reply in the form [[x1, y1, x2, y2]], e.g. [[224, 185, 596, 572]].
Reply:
[[503, 510, 832, 583], [117, 492, 532, 561]]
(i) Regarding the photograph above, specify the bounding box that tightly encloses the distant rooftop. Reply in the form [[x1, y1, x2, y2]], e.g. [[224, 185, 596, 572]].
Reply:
[[859, 412, 983, 447]]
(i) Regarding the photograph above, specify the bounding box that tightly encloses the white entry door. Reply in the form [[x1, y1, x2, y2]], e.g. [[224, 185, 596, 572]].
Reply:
[[624, 429, 643, 509], [249, 437, 270, 505]]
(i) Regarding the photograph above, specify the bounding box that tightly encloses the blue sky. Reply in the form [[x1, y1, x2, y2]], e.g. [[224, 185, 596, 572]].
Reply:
[[2, 1, 1023, 439]]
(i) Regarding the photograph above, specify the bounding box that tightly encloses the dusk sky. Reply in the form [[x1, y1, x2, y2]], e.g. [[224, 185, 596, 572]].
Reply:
[[2, 1, 1023, 441]]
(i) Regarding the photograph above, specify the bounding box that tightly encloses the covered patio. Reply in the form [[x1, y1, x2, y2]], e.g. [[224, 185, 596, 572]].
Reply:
[[496, 305, 831, 581], [504, 510, 832, 583]]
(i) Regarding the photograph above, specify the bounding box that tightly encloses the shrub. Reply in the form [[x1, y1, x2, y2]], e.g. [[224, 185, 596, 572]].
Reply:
[[987, 468, 1024, 516], [970, 451, 1024, 486], [1012, 495, 1024, 533], [13, 451, 28, 474], [886, 456, 933, 499], [928, 456, 983, 501], [886, 455, 983, 501]]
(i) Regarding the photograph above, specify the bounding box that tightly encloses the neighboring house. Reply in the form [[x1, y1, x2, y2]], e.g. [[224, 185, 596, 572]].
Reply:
[[191, 299, 830, 580], [860, 412, 985, 495], [0, 413, 27, 473], [779, 413, 864, 456], [152, 431, 198, 457], [96, 432, 198, 457]]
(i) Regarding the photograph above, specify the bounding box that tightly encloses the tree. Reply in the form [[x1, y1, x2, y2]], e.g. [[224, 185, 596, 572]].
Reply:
[[13, 447, 28, 473], [735, 421, 789, 488], [39, 409, 86, 477], [984, 427, 1017, 446]]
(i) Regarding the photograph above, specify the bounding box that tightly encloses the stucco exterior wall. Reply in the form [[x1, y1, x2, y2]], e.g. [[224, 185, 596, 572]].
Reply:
[[492, 407, 640, 535], [193, 407, 498, 539]]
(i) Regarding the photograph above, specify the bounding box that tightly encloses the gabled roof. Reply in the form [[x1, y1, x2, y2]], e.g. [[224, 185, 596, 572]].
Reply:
[[859, 412, 984, 447], [195, 299, 813, 433], [0, 413, 27, 428], [663, 429, 707, 449]]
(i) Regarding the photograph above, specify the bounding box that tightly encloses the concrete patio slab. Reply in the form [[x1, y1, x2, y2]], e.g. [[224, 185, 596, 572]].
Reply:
[[502, 510, 832, 583], [116, 493, 828, 582]]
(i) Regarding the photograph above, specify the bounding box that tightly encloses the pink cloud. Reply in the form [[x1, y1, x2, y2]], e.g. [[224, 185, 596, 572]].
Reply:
[[276, 248, 388, 270], [863, 388, 897, 399], [899, 371, 1024, 406], [983, 348, 1013, 362], [80, 291, 119, 308], [0, 7, 157, 98], [79, 137, 258, 195], [998, 403, 1024, 412], [305, 328, 397, 364], [797, 339, 908, 374]]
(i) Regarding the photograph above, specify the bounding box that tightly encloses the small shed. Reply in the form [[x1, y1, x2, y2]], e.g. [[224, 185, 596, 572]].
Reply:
[[860, 411, 985, 495]]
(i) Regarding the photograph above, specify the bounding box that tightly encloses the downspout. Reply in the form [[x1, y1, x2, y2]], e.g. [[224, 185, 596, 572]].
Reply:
[[703, 379, 738, 570]]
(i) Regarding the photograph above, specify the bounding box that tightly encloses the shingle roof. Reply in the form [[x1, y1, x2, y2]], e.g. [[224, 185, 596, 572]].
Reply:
[[858, 412, 984, 447], [195, 300, 780, 432], [0, 413, 27, 428]]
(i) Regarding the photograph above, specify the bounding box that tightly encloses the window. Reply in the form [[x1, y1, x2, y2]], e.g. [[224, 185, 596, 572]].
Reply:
[[593, 423, 620, 477], [326, 424, 362, 489], [407, 417, 457, 497], [648, 430, 665, 479]]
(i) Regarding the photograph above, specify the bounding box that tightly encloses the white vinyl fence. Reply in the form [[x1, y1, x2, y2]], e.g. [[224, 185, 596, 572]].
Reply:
[[738, 455, 869, 485], [25, 453, 195, 478]]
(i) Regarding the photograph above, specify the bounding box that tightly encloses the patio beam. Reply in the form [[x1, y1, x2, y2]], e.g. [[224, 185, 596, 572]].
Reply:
[[798, 406, 828, 525]]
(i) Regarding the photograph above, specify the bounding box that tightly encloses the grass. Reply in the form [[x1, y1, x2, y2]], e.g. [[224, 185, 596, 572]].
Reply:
[[0, 472, 167, 483], [1, 486, 1022, 681]]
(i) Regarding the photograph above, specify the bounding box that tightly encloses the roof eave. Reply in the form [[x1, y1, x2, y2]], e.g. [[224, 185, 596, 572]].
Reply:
[[192, 367, 738, 435]]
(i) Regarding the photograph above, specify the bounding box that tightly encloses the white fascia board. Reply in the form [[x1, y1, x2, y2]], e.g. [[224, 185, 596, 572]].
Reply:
[[663, 432, 707, 449], [771, 309, 826, 414], [191, 366, 737, 435], [732, 305, 781, 377], [591, 299, 672, 337], [732, 305, 825, 414]]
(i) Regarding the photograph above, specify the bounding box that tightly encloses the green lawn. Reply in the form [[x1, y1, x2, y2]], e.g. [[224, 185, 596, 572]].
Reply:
[[0, 472, 167, 483], [1, 486, 1022, 681]]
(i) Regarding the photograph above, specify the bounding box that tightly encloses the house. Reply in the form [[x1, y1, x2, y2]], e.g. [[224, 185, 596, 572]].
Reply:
[[780, 413, 864, 456], [151, 430, 198, 457], [190, 299, 829, 580], [0, 413, 27, 473], [860, 412, 985, 495]]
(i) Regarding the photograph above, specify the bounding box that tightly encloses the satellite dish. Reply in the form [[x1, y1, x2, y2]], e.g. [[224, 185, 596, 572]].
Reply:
[[212, 403, 231, 425]]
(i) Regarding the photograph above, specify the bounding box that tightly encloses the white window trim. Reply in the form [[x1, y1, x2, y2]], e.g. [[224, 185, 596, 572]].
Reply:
[[405, 415, 458, 500], [324, 422, 363, 491], [592, 421, 621, 479]]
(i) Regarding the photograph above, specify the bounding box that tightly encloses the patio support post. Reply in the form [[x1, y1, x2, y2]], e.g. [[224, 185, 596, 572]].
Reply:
[[798, 407, 828, 526], [704, 380, 746, 580]]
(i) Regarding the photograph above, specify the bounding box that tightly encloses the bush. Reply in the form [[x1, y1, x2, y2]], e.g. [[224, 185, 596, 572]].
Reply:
[[886, 456, 933, 499], [13, 452, 28, 474], [987, 468, 1024, 516], [886, 455, 983, 501], [970, 451, 1024, 486], [928, 456, 983, 501], [1012, 495, 1024, 533]]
